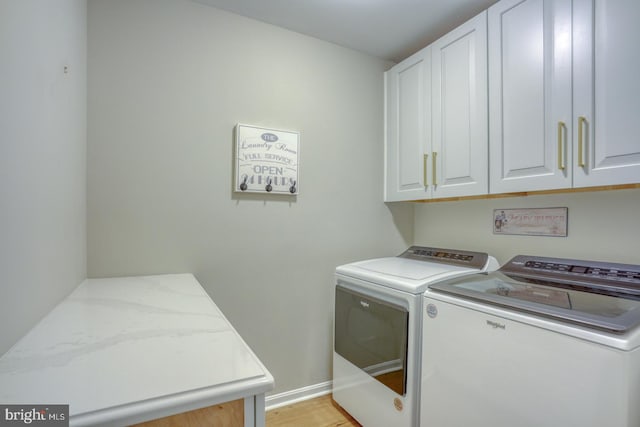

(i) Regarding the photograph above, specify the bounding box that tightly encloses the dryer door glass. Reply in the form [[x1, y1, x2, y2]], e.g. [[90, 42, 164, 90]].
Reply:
[[335, 285, 408, 395]]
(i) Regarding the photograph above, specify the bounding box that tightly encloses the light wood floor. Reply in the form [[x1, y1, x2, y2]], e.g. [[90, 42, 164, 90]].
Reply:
[[266, 394, 361, 427]]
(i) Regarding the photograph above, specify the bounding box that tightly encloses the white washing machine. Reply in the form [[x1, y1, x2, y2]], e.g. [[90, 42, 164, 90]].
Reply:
[[422, 255, 640, 427], [333, 246, 498, 427]]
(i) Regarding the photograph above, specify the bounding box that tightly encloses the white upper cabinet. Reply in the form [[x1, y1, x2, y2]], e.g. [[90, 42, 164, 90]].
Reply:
[[573, 0, 640, 187], [387, 0, 639, 202], [489, 0, 640, 193], [385, 48, 431, 202], [489, 0, 572, 193], [385, 12, 488, 201], [431, 11, 488, 198]]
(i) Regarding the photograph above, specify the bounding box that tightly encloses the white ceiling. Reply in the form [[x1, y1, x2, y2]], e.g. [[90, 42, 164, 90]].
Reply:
[[192, 0, 499, 63]]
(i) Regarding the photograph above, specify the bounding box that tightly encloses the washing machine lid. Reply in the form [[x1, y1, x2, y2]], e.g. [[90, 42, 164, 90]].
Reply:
[[336, 246, 497, 294], [429, 255, 640, 335]]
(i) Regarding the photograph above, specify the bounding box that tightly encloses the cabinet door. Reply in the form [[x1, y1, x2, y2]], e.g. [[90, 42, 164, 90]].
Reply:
[[573, 0, 640, 187], [431, 11, 488, 198], [384, 48, 431, 201], [488, 0, 572, 193]]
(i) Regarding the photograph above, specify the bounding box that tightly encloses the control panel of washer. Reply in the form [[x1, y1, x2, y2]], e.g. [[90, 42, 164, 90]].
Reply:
[[523, 260, 640, 281], [502, 255, 640, 295]]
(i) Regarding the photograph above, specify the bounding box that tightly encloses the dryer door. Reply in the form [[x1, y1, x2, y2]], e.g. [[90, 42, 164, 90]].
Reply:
[[335, 284, 408, 395]]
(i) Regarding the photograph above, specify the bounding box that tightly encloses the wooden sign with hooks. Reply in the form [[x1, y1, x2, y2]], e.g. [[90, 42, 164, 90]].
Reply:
[[234, 124, 299, 195]]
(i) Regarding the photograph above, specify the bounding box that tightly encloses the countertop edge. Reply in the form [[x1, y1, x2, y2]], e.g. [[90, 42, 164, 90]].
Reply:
[[71, 373, 275, 427]]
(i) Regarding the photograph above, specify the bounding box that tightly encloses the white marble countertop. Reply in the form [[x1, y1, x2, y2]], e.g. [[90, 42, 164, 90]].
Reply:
[[0, 274, 274, 426]]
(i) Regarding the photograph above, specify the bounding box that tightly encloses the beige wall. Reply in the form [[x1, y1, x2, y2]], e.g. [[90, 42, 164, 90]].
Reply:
[[414, 188, 640, 266], [0, 0, 87, 354], [87, 0, 413, 395]]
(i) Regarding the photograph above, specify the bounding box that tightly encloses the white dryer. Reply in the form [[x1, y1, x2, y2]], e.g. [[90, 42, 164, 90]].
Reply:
[[333, 246, 498, 427], [422, 255, 640, 427]]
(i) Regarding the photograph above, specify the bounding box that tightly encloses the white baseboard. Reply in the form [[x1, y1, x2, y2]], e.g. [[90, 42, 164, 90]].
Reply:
[[265, 380, 333, 411]]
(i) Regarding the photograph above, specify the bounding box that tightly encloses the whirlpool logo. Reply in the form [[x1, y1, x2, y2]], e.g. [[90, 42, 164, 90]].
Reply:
[[486, 320, 506, 330]]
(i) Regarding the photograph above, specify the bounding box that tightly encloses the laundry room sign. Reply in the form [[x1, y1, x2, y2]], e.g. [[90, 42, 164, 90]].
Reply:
[[493, 207, 568, 237], [234, 123, 299, 195]]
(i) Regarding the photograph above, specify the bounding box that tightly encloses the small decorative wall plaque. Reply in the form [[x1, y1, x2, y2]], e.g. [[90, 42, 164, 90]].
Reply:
[[235, 123, 299, 195], [493, 207, 568, 237]]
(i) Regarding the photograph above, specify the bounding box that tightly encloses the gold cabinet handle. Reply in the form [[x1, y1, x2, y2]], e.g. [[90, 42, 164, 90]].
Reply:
[[432, 152, 437, 186], [557, 121, 566, 170], [578, 116, 587, 168], [423, 154, 428, 187]]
